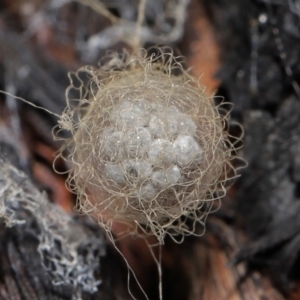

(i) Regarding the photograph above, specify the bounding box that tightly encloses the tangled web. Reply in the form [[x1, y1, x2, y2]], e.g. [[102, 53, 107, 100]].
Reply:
[[56, 49, 240, 244]]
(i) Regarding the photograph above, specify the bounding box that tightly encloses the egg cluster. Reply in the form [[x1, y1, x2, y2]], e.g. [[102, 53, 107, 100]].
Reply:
[[103, 100, 203, 201], [57, 52, 235, 242]]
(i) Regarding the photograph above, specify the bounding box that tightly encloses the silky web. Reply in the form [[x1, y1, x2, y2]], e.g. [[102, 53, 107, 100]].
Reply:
[[55, 49, 240, 245]]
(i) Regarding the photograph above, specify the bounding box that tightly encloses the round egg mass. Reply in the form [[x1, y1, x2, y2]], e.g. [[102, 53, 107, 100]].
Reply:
[[151, 165, 181, 189], [173, 135, 202, 167], [124, 127, 152, 158], [58, 51, 237, 242], [148, 139, 175, 166]]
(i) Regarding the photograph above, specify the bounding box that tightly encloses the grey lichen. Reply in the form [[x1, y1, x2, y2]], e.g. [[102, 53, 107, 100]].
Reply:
[[0, 159, 105, 294]]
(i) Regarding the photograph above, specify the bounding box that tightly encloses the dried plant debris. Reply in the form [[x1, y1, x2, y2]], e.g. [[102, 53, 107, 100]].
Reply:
[[209, 0, 300, 113], [234, 96, 300, 280], [0, 29, 69, 117], [0, 159, 106, 298], [12, 0, 190, 63], [55, 48, 240, 244], [74, 0, 190, 60], [204, 0, 300, 288]]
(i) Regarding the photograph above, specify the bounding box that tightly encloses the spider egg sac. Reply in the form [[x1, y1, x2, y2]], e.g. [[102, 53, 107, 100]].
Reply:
[[57, 52, 237, 242]]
